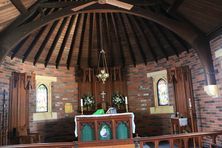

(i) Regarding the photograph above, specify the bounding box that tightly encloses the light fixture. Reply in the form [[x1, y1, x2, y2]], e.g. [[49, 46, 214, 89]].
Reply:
[[96, 49, 109, 84], [96, 14, 109, 84]]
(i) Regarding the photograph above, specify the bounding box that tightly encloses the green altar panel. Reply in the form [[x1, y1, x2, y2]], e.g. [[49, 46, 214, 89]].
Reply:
[[99, 123, 112, 140], [116, 122, 128, 140], [81, 124, 95, 141]]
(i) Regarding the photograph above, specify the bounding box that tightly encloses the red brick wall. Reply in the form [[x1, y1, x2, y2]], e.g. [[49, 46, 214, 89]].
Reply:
[[127, 35, 222, 144], [127, 49, 204, 136], [0, 57, 78, 142], [0, 35, 222, 143]]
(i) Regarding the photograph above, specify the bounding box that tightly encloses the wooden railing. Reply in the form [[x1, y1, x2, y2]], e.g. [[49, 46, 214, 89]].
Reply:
[[2, 131, 222, 148], [134, 131, 222, 148], [0, 142, 75, 148]]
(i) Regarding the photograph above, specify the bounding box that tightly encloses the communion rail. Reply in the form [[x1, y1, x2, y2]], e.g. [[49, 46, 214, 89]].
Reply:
[[0, 142, 75, 148], [2, 131, 222, 148], [134, 131, 222, 148]]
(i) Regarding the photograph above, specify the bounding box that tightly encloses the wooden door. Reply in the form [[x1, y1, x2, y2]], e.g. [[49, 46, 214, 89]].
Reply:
[[168, 66, 197, 132], [8, 72, 34, 143]]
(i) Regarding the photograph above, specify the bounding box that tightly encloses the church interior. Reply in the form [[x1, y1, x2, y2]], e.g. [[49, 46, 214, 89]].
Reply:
[[0, 0, 222, 147]]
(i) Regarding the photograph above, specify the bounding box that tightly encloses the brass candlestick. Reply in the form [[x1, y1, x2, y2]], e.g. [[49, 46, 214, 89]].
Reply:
[[80, 99, 84, 115], [125, 104, 128, 112], [81, 106, 84, 115], [125, 96, 128, 112]]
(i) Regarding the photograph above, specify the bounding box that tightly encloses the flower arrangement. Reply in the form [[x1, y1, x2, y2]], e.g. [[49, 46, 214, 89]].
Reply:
[[112, 93, 124, 107], [82, 94, 95, 106]]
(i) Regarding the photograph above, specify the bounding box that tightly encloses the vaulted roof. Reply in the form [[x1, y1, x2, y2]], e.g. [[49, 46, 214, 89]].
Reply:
[[0, 0, 222, 70]]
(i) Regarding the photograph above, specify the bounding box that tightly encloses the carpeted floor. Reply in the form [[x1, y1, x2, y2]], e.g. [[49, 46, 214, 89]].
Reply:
[[142, 141, 179, 148]]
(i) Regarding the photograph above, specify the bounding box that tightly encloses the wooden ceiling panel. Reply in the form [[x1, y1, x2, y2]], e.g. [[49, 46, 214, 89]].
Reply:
[[1, 0, 221, 69], [121, 14, 145, 65], [114, 13, 133, 66], [26, 24, 52, 63], [37, 20, 62, 64], [71, 14, 85, 67], [177, 0, 222, 33]]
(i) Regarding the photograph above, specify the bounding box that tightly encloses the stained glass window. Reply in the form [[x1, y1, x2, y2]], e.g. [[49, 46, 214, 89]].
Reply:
[[36, 84, 48, 112], [157, 78, 169, 106]]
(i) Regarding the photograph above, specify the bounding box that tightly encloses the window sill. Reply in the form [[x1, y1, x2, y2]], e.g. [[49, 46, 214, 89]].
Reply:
[[150, 106, 174, 114], [33, 112, 57, 121]]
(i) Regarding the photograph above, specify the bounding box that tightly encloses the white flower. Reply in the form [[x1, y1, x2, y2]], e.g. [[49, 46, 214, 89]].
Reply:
[[82, 94, 94, 106], [112, 93, 124, 105]]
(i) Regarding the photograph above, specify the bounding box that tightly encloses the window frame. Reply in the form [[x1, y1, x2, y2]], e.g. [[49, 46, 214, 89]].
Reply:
[[33, 75, 57, 121], [36, 84, 49, 113], [156, 78, 169, 106], [147, 70, 174, 114]]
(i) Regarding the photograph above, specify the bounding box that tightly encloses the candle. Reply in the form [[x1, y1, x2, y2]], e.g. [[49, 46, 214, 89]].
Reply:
[[188, 98, 192, 108], [80, 99, 83, 107], [125, 96, 128, 104]]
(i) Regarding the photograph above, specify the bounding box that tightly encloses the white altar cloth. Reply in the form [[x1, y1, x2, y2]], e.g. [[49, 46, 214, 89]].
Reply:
[[179, 118, 188, 126], [74, 112, 135, 137]]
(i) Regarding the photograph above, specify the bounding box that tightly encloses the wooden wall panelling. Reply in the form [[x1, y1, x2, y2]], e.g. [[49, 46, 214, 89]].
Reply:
[[168, 66, 197, 132], [8, 72, 30, 143], [183, 67, 198, 132], [78, 67, 127, 113]]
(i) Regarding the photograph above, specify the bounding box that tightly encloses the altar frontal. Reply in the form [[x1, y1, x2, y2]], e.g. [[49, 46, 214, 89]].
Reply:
[[75, 112, 135, 147]]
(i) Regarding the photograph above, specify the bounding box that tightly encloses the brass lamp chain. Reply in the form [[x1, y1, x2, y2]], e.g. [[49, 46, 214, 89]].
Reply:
[[96, 13, 109, 83]]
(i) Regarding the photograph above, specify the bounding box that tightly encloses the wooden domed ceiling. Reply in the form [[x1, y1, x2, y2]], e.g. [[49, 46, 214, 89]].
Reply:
[[0, 0, 222, 69]]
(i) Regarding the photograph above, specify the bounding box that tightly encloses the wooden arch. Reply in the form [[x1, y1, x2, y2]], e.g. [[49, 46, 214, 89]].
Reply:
[[0, 2, 216, 85]]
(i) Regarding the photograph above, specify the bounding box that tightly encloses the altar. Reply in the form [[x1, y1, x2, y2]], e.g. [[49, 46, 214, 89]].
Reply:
[[75, 113, 135, 147]]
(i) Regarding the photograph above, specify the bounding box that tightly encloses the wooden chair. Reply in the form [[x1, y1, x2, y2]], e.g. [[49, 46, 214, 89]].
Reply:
[[171, 117, 188, 134], [17, 126, 41, 144]]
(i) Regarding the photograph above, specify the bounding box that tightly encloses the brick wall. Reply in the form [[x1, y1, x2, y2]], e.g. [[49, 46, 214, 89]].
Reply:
[[127, 49, 204, 136], [127, 35, 222, 144], [0, 57, 78, 142], [0, 35, 222, 143]]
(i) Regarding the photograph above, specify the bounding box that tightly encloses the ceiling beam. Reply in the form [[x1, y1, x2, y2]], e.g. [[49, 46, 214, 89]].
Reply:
[[67, 14, 82, 69], [10, 0, 27, 14], [145, 21, 169, 60], [22, 26, 47, 63], [167, 0, 184, 13], [160, 0, 201, 33], [171, 32, 190, 52], [39, 1, 95, 8], [154, 23, 179, 57], [0, 5, 201, 59], [34, 20, 59, 65], [77, 14, 88, 67], [56, 16, 75, 68], [110, 13, 125, 67], [11, 36, 29, 59], [88, 13, 94, 68], [44, 17, 69, 67], [104, 13, 114, 67], [135, 17, 158, 63], [0, 3, 216, 84], [118, 13, 136, 67], [39, 0, 158, 9], [4, 1, 41, 32], [21, 9, 52, 63], [126, 14, 147, 65]]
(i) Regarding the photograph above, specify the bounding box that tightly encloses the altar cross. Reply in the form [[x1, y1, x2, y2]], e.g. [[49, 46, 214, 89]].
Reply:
[[100, 91, 106, 98]]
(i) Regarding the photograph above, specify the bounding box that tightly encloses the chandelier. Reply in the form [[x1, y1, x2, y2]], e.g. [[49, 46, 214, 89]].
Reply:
[[96, 49, 109, 84]]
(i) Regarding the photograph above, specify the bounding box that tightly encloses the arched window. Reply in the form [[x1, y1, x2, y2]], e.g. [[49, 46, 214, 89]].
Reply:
[[157, 78, 169, 106], [36, 84, 48, 112]]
